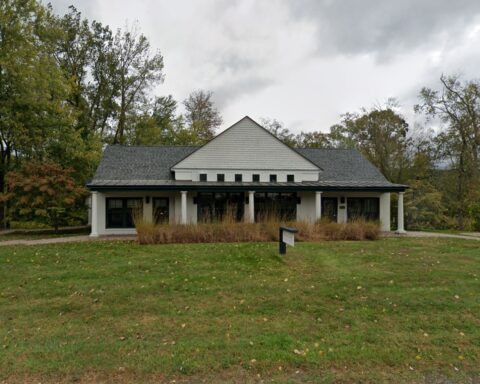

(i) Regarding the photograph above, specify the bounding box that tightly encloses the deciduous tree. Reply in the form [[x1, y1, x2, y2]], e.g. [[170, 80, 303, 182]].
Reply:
[[416, 75, 480, 228], [5, 161, 88, 232], [183, 90, 222, 144]]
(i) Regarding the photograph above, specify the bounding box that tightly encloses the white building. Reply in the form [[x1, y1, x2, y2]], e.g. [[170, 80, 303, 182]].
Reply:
[[87, 116, 407, 236]]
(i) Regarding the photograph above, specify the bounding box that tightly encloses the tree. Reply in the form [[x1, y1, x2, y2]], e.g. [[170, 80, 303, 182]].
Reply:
[[4, 160, 88, 232], [0, 0, 75, 228], [53, 6, 92, 137], [86, 20, 118, 139], [112, 25, 164, 144], [330, 103, 411, 183], [183, 90, 222, 144], [260, 118, 297, 147], [296, 131, 333, 148], [405, 179, 448, 230], [416, 75, 480, 229]]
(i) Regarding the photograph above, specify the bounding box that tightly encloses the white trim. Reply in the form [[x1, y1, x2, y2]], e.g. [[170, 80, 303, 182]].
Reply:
[[90, 191, 99, 237], [397, 191, 406, 233], [315, 191, 322, 222], [248, 191, 255, 223], [180, 191, 188, 224]]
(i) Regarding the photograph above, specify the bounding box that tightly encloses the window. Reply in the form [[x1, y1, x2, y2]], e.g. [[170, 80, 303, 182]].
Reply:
[[199, 173, 207, 182], [106, 198, 143, 228], [197, 192, 245, 222], [322, 197, 338, 222], [153, 197, 169, 224], [235, 174, 242, 182], [217, 174, 225, 182], [287, 174, 295, 182], [252, 174, 260, 182], [254, 192, 297, 221], [269, 174, 277, 182], [347, 198, 379, 221]]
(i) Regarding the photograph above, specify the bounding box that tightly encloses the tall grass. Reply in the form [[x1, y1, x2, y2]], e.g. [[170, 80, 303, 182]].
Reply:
[[136, 213, 379, 244]]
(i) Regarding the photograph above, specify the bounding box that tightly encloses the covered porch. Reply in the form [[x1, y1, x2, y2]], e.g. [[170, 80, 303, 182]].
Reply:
[[89, 185, 406, 236]]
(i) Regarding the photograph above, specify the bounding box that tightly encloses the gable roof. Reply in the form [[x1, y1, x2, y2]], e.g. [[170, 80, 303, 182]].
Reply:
[[171, 116, 321, 171], [88, 145, 406, 191]]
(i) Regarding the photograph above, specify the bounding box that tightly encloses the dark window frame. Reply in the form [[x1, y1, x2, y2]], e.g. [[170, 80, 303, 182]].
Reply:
[[287, 174, 295, 182], [153, 197, 169, 224], [254, 192, 297, 221], [269, 174, 277, 182], [197, 192, 245, 222], [217, 174, 225, 182], [235, 174, 242, 182], [199, 173, 207, 182], [252, 174, 260, 182], [347, 197, 380, 222], [106, 198, 143, 228]]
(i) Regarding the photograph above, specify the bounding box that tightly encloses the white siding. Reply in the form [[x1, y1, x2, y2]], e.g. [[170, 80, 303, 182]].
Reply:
[[90, 191, 181, 236], [296, 191, 389, 227], [297, 192, 316, 222], [176, 170, 319, 182], [90, 190, 394, 235], [172, 117, 320, 178]]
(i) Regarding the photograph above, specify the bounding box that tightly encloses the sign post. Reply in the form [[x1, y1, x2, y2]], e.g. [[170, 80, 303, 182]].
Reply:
[[279, 226, 298, 255]]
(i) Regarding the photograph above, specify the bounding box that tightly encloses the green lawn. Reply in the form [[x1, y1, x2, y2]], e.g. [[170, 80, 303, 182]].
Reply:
[[0, 238, 479, 383]]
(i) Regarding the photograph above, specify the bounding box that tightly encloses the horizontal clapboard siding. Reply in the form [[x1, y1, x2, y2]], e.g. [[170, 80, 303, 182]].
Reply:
[[172, 117, 320, 171]]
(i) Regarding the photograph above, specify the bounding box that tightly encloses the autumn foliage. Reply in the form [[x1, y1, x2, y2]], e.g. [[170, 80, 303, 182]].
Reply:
[[4, 160, 88, 231]]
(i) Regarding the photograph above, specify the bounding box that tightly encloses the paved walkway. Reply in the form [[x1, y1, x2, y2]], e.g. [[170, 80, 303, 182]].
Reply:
[[386, 231, 480, 241], [0, 235, 136, 247], [0, 225, 89, 236]]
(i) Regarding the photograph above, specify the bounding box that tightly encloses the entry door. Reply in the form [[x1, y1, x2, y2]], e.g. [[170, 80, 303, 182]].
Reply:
[[322, 197, 338, 222], [153, 197, 169, 224]]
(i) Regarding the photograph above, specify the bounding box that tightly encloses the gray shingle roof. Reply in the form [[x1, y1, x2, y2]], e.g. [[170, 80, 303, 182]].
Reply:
[[88, 145, 406, 190], [295, 148, 389, 182], [91, 145, 197, 181]]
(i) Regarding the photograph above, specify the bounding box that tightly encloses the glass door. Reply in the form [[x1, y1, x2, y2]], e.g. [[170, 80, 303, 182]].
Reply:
[[153, 197, 169, 224], [322, 197, 338, 222]]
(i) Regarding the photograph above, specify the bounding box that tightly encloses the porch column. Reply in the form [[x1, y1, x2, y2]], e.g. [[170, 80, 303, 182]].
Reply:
[[90, 191, 99, 237], [180, 191, 187, 224], [397, 191, 405, 233], [248, 191, 255, 223], [315, 191, 322, 222]]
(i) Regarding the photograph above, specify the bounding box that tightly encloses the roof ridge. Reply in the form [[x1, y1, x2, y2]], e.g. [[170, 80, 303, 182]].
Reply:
[[295, 147, 357, 151], [107, 144, 200, 148]]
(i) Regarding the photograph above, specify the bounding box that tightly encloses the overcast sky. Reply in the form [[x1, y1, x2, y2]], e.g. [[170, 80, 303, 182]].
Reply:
[[48, 0, 480, 133]]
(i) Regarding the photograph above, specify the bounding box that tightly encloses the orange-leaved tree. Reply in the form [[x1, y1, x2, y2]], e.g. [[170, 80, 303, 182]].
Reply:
[[5, 160, 88, 232]]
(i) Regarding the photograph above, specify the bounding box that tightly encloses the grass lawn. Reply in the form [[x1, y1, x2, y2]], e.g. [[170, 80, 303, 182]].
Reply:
[[0, 238, 479, 383]]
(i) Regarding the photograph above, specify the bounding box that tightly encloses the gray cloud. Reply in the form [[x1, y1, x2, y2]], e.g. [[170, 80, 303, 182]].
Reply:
[[289, 0, 480, 60], [46, 0, 480, 133]]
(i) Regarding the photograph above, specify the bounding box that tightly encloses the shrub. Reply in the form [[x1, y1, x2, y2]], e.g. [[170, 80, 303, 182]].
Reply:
[[136, 217, 379, 244], [5, 160, 88, 232]]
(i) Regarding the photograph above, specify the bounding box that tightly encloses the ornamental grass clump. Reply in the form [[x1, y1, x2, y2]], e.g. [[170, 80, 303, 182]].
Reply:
[[135, 214, 379, 244]]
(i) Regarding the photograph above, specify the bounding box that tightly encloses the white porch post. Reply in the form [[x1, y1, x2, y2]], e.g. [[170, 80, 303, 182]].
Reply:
[[180, 191, 187, 224], [397, 191, 406, 233], [315, 191, 322, 222], [248, 191, 255, 223], [90, 191, 99, 237]]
